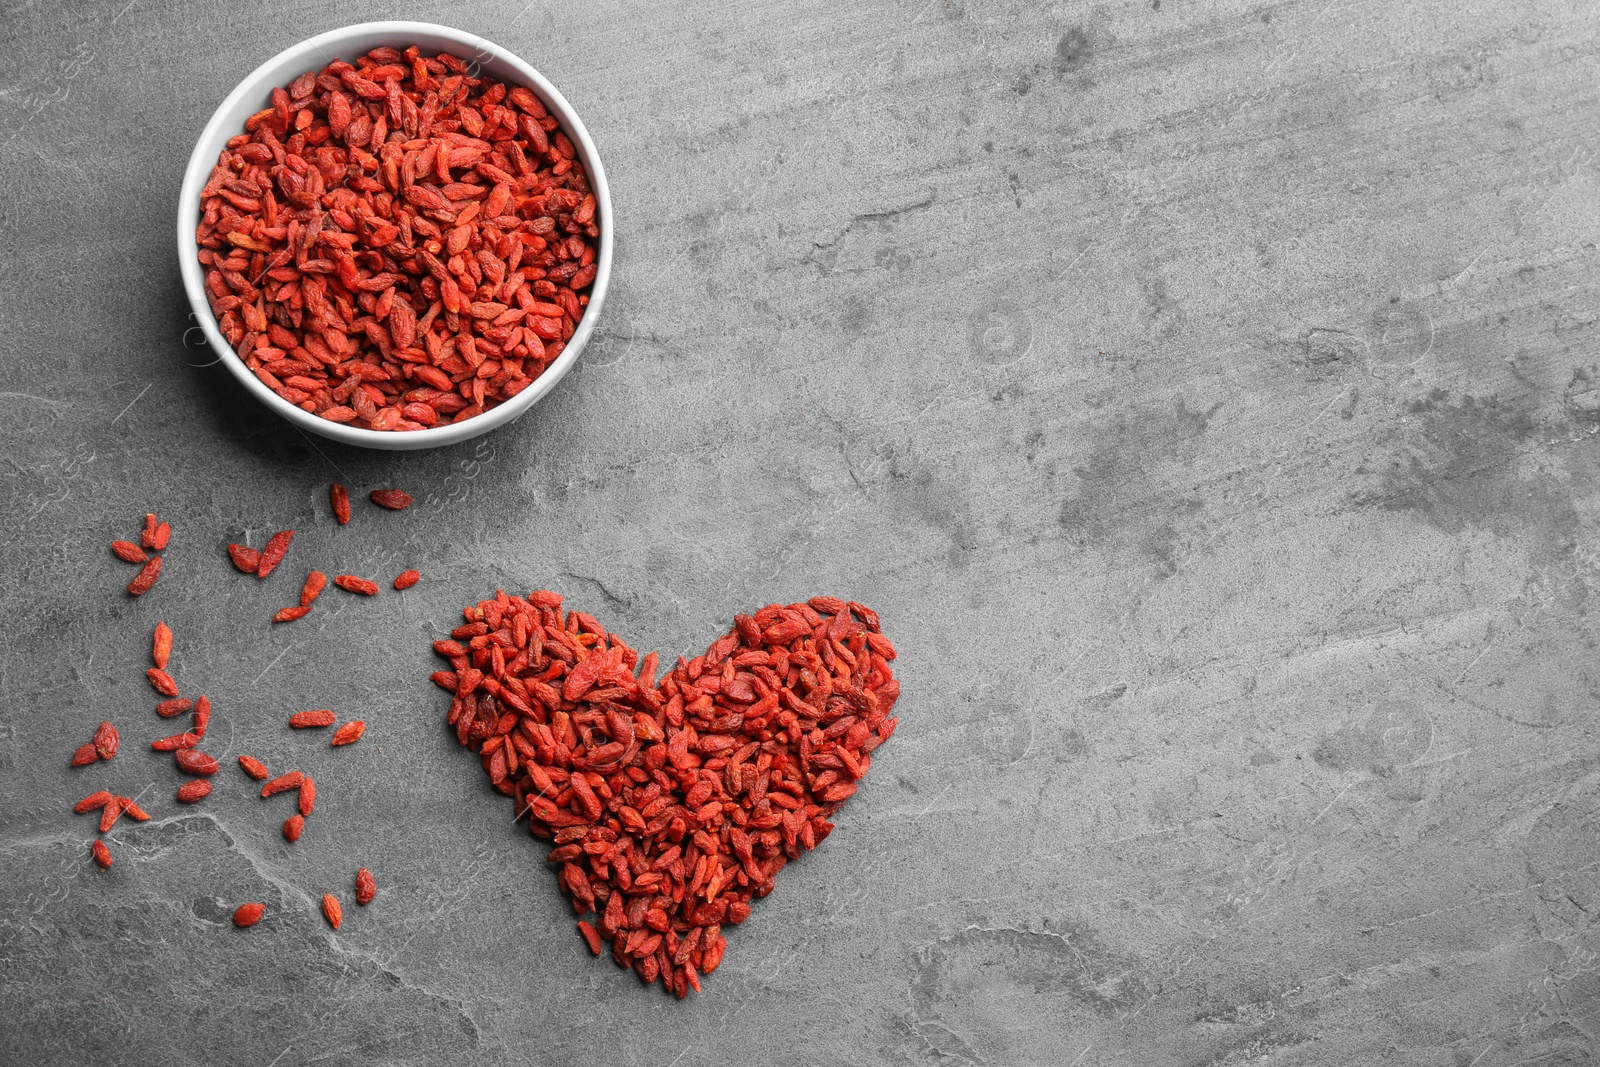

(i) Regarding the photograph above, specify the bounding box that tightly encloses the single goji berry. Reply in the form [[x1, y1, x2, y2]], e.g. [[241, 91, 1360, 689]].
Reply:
[[330, 483, 351, 525], [152, 621, 173, 670], [370, 489, 412, 510], [333, 575, 379, 596], [228, 543, 261, 573], [127, 555, 162, 595], [355, 867, 376, 905], [331, 720, 366, 746], [92, 721, 118, 761], [256, 530, 294, 578]]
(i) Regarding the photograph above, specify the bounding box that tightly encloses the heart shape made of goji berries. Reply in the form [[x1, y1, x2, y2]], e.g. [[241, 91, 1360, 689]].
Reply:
[[430, 591, 900, 999]]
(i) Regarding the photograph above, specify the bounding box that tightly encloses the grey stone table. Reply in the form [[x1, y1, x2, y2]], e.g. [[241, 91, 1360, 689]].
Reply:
[[3, 1, 1598, 1064]]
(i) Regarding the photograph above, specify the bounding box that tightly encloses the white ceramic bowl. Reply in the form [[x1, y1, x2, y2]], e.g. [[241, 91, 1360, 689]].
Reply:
[[177, 21, 612, 450]]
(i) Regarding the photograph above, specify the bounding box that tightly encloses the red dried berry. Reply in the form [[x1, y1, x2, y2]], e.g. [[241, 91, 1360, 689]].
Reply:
[[393, 569, 421, 591], [256, 530, 294, 578], [140, 513, 159, 549], [74, 790, 113, 814], [298, 777, 316, 817], [151, 521, 171, 551], [272, 605, 311, 623], [228, 543, 262, 573], [238, 754, 270, 780], [152, 621, 173, 670], [289, 710, 336, 728], [194, 695, 211, 738], [120, 799, 150, 822], [99, 798, 124, 833], [155, 697, 193, 717], [260, 771, 304, 797], [282, 814, 304, 842], [177, 779, 211, 803], [175, 749, 220, 776], [322, 893, 342, 929], [301, 570, 327, 606], [577, 920, 601, 955], [331, 483, 351, 525], [92, 721, 118, 761], [331, 720, 366, 746], [370, 489, 413, 510], [333, 575, 379, 596], [151, 732, 201, 751], [233, 902, 265, 927], [92, 840, 113, 869], [111, 540, 148, 564], [146, 668, 179, 697], [355, 867, 376, 906], [127, 555, 162, 596], [71, 743, 99, 767]]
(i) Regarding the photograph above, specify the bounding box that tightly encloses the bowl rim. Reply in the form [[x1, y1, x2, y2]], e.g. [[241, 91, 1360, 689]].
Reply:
[[176, 20, 612, 451]]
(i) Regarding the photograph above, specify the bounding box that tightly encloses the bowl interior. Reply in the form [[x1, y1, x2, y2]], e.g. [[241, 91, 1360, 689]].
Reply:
[[178, 21, 611, 451]]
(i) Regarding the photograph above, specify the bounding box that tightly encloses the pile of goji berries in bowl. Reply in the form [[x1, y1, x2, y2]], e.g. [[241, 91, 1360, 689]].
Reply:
[[177, 21, 612, 450]]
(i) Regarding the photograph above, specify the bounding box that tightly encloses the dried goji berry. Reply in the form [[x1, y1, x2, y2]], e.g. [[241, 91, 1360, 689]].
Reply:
[[127, 555, 162, 595], [331, 720, 366, 746], [228, 543, 261, 573], [152, 621, 173, 670], [151, 732, 201, 751], [289, 710, 336, 728], [369, 489, 412, 510], [74, 790, 112, 814], [330, 483, 351, 525], [260, 771, 304, 797], [355, 867, 376, 905], [233, 902, 264, 927], [256, 530, 294, 578], [146, 668, 179, 697], [322, 893, 342, 929], [92, 721, 118, 761], [333, 575, 379, 596], [238, 754, 270, 780], [175, 749, 220, 776]]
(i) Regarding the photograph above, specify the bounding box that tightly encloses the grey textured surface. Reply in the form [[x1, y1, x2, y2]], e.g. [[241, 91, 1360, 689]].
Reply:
[[2, 0, 1599, 1064]]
